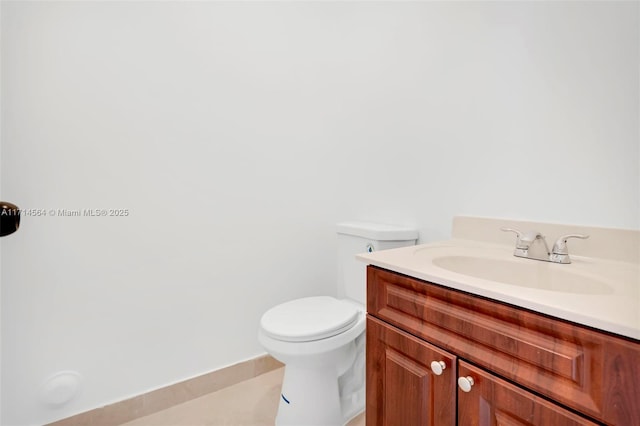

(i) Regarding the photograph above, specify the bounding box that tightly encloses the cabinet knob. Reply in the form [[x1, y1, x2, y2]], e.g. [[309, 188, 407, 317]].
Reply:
[[430, 361, 446, 375], [457, 376, 475, 392]]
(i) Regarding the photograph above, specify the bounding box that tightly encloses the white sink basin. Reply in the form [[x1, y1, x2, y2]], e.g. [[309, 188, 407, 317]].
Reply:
[[432, 255, 613, 295], [358, 218, 640, 339]]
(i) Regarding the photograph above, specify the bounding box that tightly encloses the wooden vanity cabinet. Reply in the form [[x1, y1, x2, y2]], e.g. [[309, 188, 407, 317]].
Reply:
[[366, 266, 640, 426]]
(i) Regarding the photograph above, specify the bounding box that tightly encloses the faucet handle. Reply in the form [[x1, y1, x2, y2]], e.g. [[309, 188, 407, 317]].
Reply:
[[552, 234, 590, 255], [500, 227, 523, 237], [501, 227, 528, 249]]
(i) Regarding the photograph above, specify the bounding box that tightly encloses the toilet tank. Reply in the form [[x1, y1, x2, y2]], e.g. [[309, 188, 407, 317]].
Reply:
[[336, 222, 418, 304]]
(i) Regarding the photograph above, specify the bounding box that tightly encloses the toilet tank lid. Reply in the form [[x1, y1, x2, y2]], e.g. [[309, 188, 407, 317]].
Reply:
[[336, 221, 418, 241]]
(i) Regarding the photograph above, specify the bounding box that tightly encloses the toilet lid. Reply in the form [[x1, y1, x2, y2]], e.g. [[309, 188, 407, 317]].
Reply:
[[261, 296, 360, 343]]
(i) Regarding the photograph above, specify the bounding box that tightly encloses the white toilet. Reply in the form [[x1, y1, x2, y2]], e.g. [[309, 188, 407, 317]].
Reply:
[[258, 222, 418, 426]]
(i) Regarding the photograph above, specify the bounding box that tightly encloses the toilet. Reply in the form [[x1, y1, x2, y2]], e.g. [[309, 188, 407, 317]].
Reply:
[[258, 222, 418, 426]]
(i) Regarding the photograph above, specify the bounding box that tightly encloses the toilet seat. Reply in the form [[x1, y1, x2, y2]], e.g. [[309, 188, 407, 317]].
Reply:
[[260, 296, 359, 342]]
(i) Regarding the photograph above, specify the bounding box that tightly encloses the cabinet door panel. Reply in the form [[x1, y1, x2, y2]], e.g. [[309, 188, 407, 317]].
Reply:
[[457, 361, 599, 426], [366, 316, 455, 426]]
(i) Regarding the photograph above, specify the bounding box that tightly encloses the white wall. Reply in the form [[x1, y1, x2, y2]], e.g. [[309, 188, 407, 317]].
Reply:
[[1, 1, 637, 424]]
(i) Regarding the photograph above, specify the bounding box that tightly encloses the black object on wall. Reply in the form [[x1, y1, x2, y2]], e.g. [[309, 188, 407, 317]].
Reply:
[[0, 202, 20, 237]]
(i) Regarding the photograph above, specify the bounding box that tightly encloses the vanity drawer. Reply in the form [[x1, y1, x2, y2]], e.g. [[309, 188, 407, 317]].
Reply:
[[367, 266, 640, 426]]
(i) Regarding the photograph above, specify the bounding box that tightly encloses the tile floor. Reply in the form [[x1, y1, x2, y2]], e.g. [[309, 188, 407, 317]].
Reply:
[[120, 368, 365, 426]]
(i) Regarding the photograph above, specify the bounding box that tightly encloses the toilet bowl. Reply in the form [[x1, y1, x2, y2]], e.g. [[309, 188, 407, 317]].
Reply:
[[258, 222, 418, 426], [259, 297, 366, 426]]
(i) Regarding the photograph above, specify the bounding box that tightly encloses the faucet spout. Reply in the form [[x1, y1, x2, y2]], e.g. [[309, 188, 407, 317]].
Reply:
[[501, 228, 550, 262], [520, 232, 550, 261]]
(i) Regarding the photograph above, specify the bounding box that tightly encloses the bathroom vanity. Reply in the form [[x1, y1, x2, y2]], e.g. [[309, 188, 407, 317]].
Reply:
[[359, 217, 640, 426]]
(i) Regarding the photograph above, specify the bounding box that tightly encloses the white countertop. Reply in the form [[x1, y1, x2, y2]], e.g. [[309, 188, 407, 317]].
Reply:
[[358, 217, 640, 341]]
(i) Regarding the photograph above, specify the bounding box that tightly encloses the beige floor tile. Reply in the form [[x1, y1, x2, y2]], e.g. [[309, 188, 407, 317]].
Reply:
[[121, 368, 283, 426], [120, 367, 365, 426], [345, 412, 364, 426]]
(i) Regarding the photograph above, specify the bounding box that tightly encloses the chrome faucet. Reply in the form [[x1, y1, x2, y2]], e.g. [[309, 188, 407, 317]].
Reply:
[[501, 228, 551, 262], [501, 228, 589, 264]]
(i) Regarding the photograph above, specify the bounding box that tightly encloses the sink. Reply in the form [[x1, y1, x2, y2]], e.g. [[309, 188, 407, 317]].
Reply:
[[432, 255, 613, 295]]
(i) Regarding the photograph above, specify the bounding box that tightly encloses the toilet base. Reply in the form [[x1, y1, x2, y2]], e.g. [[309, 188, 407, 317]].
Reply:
[[273, 334, 365, 426], [276, 364, 344, 426], [258, 301, 366, 426]]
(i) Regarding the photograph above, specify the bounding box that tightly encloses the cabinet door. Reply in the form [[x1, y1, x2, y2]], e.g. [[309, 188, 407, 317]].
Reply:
[[457, 361, 599, 426], [366, 316, 456, 426]]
